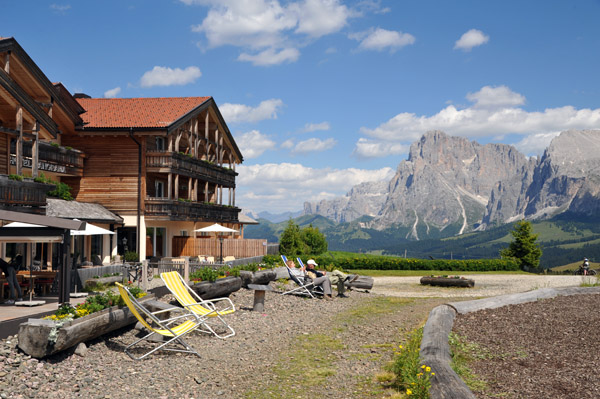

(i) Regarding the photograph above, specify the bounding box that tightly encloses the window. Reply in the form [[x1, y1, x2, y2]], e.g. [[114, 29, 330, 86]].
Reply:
[[155, 181, 164, 198], [155, 137, 166, 151], [180, 230, 189, 237]]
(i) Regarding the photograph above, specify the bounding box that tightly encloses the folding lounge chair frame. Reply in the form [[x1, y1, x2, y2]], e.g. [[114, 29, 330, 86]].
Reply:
[[160, 271, 235, 339], [115, 282, 205, 360], [280, 255, 322, 298]]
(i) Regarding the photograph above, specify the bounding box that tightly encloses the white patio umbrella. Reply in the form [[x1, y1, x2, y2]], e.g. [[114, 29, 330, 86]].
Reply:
[[194, 224, 238, 262]]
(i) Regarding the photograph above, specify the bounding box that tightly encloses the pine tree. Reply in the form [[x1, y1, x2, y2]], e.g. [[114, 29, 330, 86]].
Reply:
[[500, 221, 543, 269], [301, 224, 328, 255], [279, 219, 306, 256]]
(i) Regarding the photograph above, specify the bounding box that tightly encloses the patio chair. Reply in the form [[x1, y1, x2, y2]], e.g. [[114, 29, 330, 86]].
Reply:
[[160, 271, 236, 339], [115, 282, 205, 360], [280, 255, 322, 298]]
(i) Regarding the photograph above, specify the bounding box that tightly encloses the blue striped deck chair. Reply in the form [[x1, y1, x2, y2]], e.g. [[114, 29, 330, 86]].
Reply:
[[280, 255, 320, 298]]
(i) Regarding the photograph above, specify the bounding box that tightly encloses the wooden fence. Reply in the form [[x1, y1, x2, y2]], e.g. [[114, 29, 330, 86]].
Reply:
[[172, 237, 268, 258]]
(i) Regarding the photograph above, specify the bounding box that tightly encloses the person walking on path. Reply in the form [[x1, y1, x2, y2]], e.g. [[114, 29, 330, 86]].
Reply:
[[0, 254, 23, 305]]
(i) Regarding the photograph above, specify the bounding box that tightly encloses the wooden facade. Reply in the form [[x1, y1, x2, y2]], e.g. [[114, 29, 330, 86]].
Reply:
[[0, 38, 86, 213], [0, 37, 249, 260]]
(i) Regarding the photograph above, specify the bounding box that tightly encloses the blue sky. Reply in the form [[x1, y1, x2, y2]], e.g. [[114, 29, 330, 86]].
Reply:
[[3, 1, 600, 215]]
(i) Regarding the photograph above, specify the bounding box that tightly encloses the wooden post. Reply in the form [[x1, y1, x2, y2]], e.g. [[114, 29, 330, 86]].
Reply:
[[188, 176, 192, 200], [183, 257, 189, 282], [204, 181, 209, 203], [16, 107, 23, 175], [31, 121, 39, 178], [167, 173, 172, 200], [174, 174, 179, 200], [142, 259, 149, 291], [4, 51, 9, 74]]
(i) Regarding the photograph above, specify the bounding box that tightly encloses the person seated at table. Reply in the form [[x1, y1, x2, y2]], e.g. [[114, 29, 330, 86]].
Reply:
[[0, 254, 23, 305], [305, 259, 358, 298]]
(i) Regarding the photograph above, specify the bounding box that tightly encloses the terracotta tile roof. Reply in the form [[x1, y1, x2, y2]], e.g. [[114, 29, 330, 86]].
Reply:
[[77, 97, 211, 129]]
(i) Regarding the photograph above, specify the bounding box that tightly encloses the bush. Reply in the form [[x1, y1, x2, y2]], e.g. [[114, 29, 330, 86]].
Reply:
[[124, 251, 139, 262], [265, 254, 519, 272]]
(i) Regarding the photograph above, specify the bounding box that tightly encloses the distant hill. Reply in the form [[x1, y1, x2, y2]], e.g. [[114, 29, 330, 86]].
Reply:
[[245, 213, 600, 269]]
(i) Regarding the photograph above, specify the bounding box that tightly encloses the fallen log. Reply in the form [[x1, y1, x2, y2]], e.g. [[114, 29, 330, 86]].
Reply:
[[190, 276, 242, 300], [239, 270, 277, 287], [18, 294, 154, 359], [420, 276, 474, 288]]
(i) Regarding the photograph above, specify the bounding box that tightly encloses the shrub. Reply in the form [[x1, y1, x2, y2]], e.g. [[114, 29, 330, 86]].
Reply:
[[124, 251, 139, 262]]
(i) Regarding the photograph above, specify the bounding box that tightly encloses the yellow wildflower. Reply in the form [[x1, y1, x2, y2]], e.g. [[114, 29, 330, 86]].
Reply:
[[426, 366, 431, 372], [406, 389, 412, 396]]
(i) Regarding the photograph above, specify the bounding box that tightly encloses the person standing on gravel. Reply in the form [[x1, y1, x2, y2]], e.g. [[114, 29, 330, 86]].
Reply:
[[0, 254, 23, 305]]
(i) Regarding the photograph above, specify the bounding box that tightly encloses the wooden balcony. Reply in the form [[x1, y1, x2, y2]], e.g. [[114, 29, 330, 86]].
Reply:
[[145, 197, 240, 222], [146, 152, 236, 187], [10, 140, 85, 176], [0, 175, 55, 213]]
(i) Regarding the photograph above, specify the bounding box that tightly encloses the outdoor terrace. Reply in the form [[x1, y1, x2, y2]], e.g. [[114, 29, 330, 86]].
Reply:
[[10, 140, 85, 176], [145, 197, 240, 222], [145, 151, 236, 187], [0, 175, 54, 212]]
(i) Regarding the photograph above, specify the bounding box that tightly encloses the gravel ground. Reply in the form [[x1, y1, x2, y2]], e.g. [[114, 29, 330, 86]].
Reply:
[[0, 274, 594, 399], [453, 293, 600, 399]]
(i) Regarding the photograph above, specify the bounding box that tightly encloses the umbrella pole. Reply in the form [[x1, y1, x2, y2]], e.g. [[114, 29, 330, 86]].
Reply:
[[29, 243, 33, 301]]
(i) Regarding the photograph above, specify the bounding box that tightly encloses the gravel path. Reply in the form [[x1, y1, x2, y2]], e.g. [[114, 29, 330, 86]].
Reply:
[[0, 274, 593, 399]]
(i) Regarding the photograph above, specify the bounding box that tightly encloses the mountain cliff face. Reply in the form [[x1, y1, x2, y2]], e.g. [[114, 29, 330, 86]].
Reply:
[[304, 129, 600, 239], [303, 180, 388, 223], [376, 131, 532, 238], [483, 129, 600, 225]]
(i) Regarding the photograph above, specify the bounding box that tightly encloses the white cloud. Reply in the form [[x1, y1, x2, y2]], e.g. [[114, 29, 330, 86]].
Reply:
[[353, 138, 410, 158], [140, 66, 202, 88], [454, 29, 489, 51], [103, 87, 121, 98], [236, 162, 394, 212], [357, 85, 600, 157], [302, 121, 330, 132], [235, 130, 276, 159], [513, 132, 561, 156], [220, 99, 284, 124], [281, 139, 295, 149], [290, 0, 351, 37], [238, 47, 300, 66], [50, 4, 71, 13], [351, 27, 415, 52], [186, 0, 355, 66], [292, 137, 337, 153], [466, 85, 525, 109]]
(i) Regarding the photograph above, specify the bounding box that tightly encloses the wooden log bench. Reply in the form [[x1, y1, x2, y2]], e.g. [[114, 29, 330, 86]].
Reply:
[[247, 284, 274, 312], [420, 276, 474, 288]]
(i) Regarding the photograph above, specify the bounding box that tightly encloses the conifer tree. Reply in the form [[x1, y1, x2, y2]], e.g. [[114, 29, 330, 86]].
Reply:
[[500, 221, 543, 269]]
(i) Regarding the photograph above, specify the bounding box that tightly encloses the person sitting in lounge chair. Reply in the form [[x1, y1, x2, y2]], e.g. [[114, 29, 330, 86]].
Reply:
[[303, 259, 333, 300], [304, 259, 358, 298], [286, 259, 305, 278]]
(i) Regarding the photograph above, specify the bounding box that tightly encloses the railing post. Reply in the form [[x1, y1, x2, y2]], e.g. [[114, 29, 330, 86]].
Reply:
[[184, 257, 190, 282], [142, 260, 149, 291]]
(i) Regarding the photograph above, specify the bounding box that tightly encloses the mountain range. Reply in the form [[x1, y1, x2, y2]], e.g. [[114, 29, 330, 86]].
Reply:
[[303, 129, 600, 239]]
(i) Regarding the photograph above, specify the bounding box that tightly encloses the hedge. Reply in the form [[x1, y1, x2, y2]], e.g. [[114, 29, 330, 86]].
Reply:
[[264, 255, 519, 272]]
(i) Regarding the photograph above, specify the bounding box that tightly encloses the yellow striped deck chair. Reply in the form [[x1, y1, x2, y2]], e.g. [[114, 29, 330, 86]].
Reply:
[[160, 271, 235, 339], [115, 282, 206, 360]]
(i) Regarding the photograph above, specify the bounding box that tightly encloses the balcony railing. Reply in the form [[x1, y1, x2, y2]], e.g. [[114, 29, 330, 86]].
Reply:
[[10, 140, 85, 176], [0, 175, 55, 213], [146, 152, 236, 187], [145, 197, 240, 222]]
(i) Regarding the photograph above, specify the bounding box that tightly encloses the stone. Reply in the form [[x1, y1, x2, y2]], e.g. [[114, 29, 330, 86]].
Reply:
[[74, 343, 88, 357]]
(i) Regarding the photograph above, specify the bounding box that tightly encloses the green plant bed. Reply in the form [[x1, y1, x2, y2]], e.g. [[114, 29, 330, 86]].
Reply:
[[18, 293, 153, 358]]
